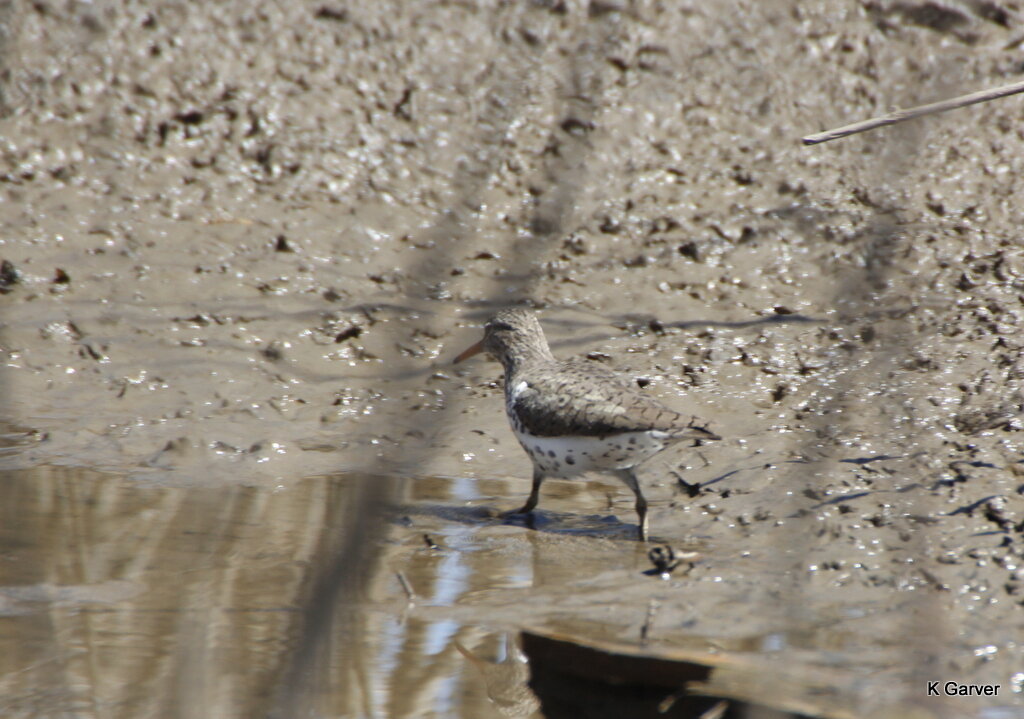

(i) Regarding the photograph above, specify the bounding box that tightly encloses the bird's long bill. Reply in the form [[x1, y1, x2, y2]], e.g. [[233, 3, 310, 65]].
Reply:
[[453, 338, 485, 364]]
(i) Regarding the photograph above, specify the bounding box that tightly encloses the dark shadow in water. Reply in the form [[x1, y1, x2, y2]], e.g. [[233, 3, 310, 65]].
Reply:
[[399, 500, 645, 542]]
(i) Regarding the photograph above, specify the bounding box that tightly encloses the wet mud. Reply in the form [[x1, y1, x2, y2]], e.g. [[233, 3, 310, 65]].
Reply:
[[1, 1, 1023, 717]]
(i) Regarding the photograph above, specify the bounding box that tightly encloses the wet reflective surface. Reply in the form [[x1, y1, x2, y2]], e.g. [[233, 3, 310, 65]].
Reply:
[[0, 465, 677, 719], [2, 462, 1023, 718], [0, 467, 545, 718]]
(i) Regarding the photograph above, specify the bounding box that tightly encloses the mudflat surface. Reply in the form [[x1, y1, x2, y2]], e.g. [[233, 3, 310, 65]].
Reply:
[[1, 1, 1023, 717]]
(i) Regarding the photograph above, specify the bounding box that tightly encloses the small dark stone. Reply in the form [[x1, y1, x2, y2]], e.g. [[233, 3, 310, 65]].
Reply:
[[315, 6, 348, 22], [560, 117, 594, 135], [972, 1, 1009, 27], [529, 214, 558, 236], [176, 110, 204, 125], [956, 272, 976, 291], [335, 326, 362, 342], [274, 234, 292, 252], [0, 260, 19, 292], [562, 235, 587, 256], [601, 217, 622, 235], [53, 268, 70, 284], [678, 241, 701, 261], [730, 166, 754, 186], [607, 56, 628, 71], [566, 456, 575, 465], [261, 343, 283, 361]]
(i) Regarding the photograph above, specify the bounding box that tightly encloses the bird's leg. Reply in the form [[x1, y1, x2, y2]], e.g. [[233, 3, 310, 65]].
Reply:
[[504, 468, 545, 516], [616, 469, 649, 541]]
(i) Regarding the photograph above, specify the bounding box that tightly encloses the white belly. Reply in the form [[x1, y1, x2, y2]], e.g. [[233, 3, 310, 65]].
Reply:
[[512, 427, 669, 478]]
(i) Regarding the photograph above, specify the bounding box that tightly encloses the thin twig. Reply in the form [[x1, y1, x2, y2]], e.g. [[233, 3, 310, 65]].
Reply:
[[640, 597, 659, 646], [396, 571, 416, 602], [802, 78, 1024, 145]]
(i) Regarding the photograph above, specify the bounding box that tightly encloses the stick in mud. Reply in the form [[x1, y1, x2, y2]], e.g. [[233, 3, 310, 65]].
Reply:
[[640, 597, 659, 646], [802, 78, 1024, 145], [397, 571, 416, 602]]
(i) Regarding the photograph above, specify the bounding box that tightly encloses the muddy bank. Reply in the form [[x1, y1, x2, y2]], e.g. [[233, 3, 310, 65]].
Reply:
[[1, 1, 1023, 716]]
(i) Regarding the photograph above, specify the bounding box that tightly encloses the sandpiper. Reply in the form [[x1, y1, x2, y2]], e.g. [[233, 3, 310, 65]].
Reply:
[[454, 308, 719, 541]]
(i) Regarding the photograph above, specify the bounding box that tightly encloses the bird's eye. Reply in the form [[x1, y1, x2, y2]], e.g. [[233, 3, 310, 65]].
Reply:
[[488, 321, 515, 332]]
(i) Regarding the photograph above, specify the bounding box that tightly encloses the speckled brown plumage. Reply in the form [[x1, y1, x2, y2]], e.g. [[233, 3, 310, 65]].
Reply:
[[455, 308, 720, 541], [508, 359, 705, 438]]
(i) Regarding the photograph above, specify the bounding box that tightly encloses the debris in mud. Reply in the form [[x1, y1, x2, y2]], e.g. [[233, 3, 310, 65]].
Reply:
[[0, 260, 18, 292], [393, 86, 414, 121], [771, 383, 788, 402], [644, 545, 695, 579], [673, 472, 702, 498], [678, 241, 702, 261], [335, 326, 363, 342], [79, 343, 107, 361], [396, 572, 415, 601], [561, 235, 587, 256], [261, 343, 284, 361], [983, 496, 1017, 533], [560, 116, 594, 135], [640, 598, 659, 644], [40, 320, 83, 342], [314, 6, 348, 22]]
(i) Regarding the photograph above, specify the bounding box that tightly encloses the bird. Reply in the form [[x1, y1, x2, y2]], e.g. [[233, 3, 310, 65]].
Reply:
[[454, 308, 719, 541]]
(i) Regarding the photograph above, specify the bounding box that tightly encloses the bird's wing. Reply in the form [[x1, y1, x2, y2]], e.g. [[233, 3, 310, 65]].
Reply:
[[510, 360, 707, 438]]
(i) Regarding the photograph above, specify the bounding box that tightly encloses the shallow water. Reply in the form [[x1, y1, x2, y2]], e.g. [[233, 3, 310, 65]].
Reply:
[[0, 467, 550, 718], [0, 464, 733, 718], [2, 455, 1022, 718]]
